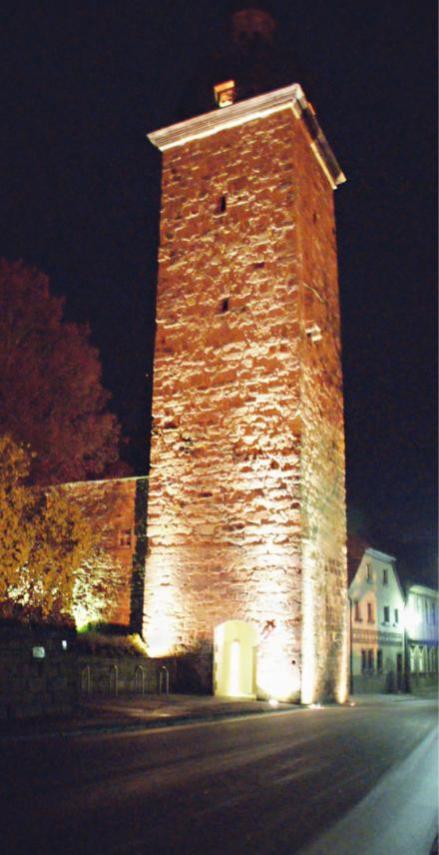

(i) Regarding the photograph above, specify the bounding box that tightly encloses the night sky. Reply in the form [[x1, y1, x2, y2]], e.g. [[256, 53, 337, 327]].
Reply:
[[1, 2, 436, 584]]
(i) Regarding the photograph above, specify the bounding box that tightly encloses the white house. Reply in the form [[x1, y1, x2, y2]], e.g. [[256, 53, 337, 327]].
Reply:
[[349, 548, 405, 693], [405, 584, 438, 693]]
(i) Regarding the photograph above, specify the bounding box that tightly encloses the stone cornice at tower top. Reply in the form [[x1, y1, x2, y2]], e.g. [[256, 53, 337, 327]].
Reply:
[[148, 83, 346, 190]]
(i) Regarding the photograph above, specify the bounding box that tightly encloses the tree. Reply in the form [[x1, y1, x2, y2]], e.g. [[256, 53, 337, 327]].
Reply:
[[0, 259, 120, 484], [0, 434, 110, 621]]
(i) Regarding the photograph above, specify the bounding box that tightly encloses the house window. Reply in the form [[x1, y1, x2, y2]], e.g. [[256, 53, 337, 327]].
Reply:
[[354, 601, 361, 622], [383, 568, 388, 585], [119, 529, 132, 547], [220, 297, 229, 313], [367, 602, 374, 624], [377, 650, 383, 672], [368, 650, 374, 672], [361, 650, 367, 672], [366, 563, 373, 583], [383, 606, 390, 624], [394, 608, 399, 624]]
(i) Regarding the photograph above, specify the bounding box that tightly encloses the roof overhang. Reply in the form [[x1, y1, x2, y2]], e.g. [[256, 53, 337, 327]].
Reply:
[[365, 548, 397, 563], [147, 83, 346, 191]]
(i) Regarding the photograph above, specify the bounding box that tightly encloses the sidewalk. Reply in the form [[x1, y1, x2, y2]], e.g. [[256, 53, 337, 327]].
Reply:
[[1, 691, 433, 741], [0, 694, 297, 740]]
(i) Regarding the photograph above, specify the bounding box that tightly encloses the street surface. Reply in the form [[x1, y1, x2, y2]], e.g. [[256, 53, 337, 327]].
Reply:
[[1, 697, 437, 854]]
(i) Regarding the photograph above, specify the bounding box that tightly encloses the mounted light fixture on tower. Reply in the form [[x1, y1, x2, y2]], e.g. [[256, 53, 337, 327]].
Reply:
[[214, 80, 236, 107]]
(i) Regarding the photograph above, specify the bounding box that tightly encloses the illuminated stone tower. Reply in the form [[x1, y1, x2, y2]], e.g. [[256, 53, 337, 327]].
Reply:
[[145, 14, 348, 703]]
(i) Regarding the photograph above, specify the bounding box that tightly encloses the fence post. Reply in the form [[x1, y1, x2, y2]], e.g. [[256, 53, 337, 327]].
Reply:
[[81, 665, 91, 696], [135, 664, 146, 695]]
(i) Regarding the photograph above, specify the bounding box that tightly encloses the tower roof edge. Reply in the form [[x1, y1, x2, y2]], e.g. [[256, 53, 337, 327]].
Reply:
[[147, 83, 346, 190]]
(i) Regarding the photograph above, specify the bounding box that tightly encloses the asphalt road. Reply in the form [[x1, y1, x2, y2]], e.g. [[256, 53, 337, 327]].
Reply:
[[1, 697, 437, 854]]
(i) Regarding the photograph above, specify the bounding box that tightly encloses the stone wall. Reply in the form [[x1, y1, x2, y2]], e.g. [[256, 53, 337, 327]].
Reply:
[[64, 477, 146, 630], [0, 628, 171, 720], [0, 629, 77, 720], [145, 103, 348, 701], [294, 124, 349, 703]]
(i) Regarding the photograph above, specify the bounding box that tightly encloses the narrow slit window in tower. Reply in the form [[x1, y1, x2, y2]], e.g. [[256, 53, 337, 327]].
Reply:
[[218, 194, 227, 214]]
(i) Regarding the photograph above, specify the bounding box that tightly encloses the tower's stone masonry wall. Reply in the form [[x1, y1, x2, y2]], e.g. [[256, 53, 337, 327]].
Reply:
[[145, 105, 348, 700], [294, 128, 348, 702], [145, 112, 305, 670]]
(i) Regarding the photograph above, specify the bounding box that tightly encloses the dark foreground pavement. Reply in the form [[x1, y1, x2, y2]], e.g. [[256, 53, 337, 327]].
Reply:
[[1, 696, 437, 854]]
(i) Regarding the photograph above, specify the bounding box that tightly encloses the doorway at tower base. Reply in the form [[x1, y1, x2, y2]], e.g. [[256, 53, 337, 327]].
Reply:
[[214, 620, 258, 698], [213, 620, 301, 701]]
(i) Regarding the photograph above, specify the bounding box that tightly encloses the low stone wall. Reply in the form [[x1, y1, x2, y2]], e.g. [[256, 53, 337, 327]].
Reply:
[[0, 630, 77, 720], [0, 627, 178, 719]]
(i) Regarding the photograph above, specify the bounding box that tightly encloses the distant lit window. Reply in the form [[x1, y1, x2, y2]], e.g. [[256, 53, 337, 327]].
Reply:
[[367, 603, 374, 624], [361, 650, 367, 672], [383, 606, 390, 624], [368, 649, 374, 672], [383, 568, 388, 585], [394, 608, 399, 624], [119, 529, 132, 547], [377, 650, 383, 672], [366, 563, 373, 583], [354, 601, 361, 622]]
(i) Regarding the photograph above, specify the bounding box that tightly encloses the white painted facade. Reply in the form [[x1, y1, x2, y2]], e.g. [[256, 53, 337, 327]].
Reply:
[[349, 549, 405, 693], [405, 584, 438, 691]]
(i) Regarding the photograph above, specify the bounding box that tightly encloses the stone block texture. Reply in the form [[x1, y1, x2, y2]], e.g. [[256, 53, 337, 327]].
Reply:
[[65, 478, 144, 629], [144, 103, 348, 702]]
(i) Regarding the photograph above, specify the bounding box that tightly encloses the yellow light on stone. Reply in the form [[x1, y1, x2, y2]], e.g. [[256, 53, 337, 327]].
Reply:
[[335, 599, 350, 704], [144, 554, 184, 657], [257, 623, 300, 702], [301, 557, 317, 704]]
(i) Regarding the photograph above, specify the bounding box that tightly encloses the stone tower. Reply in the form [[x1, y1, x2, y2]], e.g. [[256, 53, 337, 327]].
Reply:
[[145, 20, 348, 703]]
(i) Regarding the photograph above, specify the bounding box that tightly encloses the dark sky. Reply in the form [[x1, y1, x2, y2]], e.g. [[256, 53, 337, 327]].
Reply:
[[1, 1, 436, 583]]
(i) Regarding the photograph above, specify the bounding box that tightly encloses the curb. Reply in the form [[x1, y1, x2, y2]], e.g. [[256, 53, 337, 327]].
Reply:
[[0, 703, 298, 743]]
